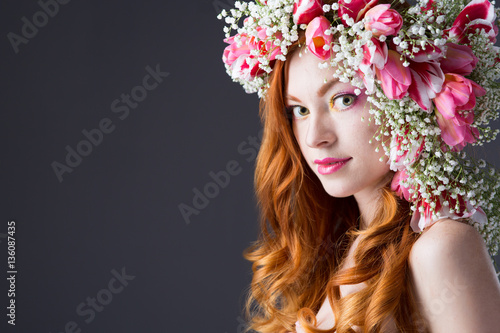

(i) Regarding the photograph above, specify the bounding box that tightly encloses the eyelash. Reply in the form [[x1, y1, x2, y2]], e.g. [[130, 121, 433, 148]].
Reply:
[[285, 93, 357, 119]]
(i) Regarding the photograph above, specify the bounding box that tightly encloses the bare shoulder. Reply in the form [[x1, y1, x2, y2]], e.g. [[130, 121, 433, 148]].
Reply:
[[408, 219, 500, 333], [410, 218, 490, 265]]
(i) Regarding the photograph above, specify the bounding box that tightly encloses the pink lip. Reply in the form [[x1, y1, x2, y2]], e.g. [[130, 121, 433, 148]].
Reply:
[[314, 157, 351, 175]]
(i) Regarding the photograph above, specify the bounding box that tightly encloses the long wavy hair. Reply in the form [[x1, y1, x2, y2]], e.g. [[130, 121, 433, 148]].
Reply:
[[241, 3, 428, 331]]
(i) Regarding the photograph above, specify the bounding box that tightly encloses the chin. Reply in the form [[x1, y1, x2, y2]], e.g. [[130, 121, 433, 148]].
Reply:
[[321, 183, 356, 199]]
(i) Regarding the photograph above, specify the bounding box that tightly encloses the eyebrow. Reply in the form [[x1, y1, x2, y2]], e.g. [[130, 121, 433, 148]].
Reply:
[[286, 78, 339, 103]]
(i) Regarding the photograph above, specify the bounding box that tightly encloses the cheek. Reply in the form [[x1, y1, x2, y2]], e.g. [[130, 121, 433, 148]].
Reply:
[[349, 121, 385, 161], [293, 124, 314, 165], [356, 115, 381, 143], [292, 123, 305, 148]]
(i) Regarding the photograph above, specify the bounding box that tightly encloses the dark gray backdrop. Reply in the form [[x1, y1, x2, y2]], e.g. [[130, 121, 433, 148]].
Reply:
[[1, 1, 499, 332]]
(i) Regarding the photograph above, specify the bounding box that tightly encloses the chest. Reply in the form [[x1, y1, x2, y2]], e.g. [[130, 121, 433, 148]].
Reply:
[[314, 237, 398, 332], [315, 294, 398, 332]]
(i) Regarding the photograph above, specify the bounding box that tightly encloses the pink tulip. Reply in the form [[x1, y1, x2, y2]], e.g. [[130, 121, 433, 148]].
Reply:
[[436, 108, 479, 151], [408, 61, 445, 111], [375, 49, 411, 99], [403, 42, 443, 63], [422, 0, 435, 11], [471, 206, 488, 225], [255, 27, 283, 61], [434, 74, 486, 148], [362, 38, 388, 69], [444, 194, 487, 226], [410, 197, 441, 232], [358, 38, 388, 92], [410, 193, 487, 232], [435, 74, 485, 114], [223, 34, 262, 80], [338, 0, 378, 24], [449, 0, 498, 44], [391, 169, 411, 201], [223, 26, 282, 66], [394, 41, 443, 110], [364, 4, 403, 37], [293, 0, 324, 25], [305, 16, 333, 60], [223, 35, 247, 67], [452, 0, 495, 29], [466, 19, 499, 44], [440, 43, 479, 75], [228, 55, 263, 81], [223, 28, 282, 81], [389, 130, 425, 171]]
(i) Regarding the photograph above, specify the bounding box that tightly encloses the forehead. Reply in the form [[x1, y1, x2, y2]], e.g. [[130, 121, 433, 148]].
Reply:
[[285, 49, 336, 98]]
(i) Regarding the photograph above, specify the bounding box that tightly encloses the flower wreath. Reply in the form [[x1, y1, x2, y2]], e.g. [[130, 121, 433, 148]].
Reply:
[[218, 0, 500, 270]]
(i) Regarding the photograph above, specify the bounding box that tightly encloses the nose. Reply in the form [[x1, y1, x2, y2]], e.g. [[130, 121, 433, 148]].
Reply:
[[305, 108, 336, 148]]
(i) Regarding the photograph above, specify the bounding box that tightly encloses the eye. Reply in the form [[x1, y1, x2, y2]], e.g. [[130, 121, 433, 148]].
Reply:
[[286, 105, 309, 119], [330, 94, 356, 111]]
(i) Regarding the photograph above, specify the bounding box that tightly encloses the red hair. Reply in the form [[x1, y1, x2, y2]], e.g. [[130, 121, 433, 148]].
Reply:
[[241, 25, 428, 333]]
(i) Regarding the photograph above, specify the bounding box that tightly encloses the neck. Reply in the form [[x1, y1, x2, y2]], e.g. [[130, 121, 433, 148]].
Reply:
[[354, 173, 394, 231], [355, 193, 379, 231]]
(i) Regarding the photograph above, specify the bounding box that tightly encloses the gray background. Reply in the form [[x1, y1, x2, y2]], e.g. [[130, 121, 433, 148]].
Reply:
[[0, 0, 499, 332]]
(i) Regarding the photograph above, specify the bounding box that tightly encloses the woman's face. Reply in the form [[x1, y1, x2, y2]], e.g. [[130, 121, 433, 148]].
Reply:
[[285, 48, 392, 202]]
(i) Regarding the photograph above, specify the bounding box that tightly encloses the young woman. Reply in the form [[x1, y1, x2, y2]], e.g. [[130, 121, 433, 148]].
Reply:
[[219, 0, 500, 332]]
